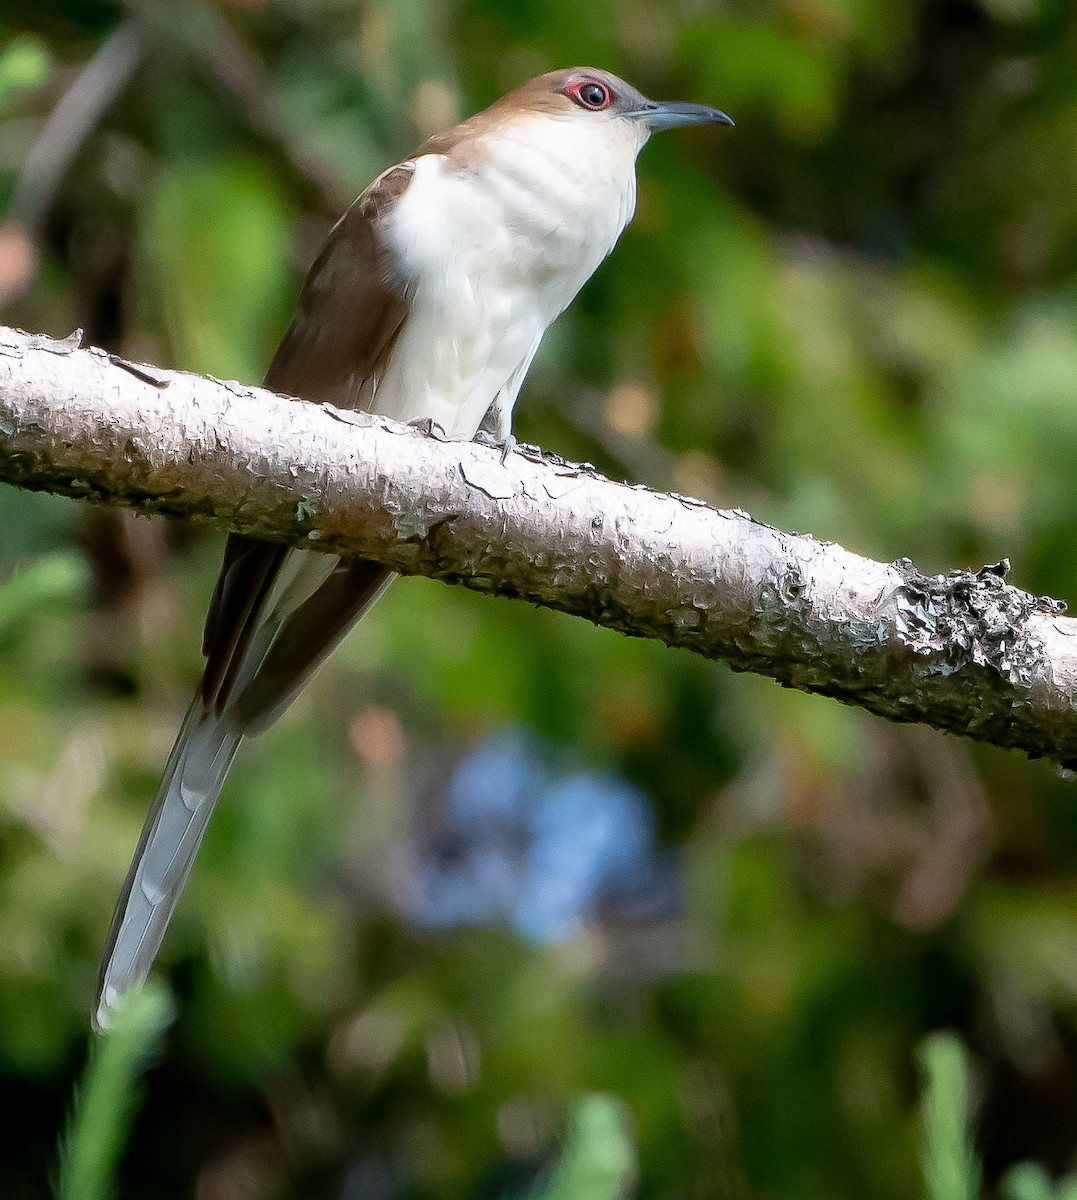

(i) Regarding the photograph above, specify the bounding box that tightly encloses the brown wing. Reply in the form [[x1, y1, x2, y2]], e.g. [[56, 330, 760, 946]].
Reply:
[[201, 164, 414, 719], [261, 162, 414, 407]]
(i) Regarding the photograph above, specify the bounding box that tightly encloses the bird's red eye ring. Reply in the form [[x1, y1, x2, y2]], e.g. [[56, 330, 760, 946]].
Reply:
[[565, 79, 613, 111]]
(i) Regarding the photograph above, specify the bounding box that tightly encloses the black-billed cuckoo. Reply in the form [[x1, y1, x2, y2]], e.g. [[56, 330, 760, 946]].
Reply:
[[94, 67, 732, 1029]]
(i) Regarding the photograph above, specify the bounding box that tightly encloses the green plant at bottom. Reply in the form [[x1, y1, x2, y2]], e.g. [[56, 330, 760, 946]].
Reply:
[[57, 985, 174, 1200], [920, 1031, 1077, 1200], [525, 1093, 636, 1200]]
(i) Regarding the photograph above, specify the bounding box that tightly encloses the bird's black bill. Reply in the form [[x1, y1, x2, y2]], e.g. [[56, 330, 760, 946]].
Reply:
[[636, 101, 734, 131]]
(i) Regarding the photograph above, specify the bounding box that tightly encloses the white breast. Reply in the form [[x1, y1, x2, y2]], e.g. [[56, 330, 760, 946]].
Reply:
[[373, 113, 647, 437]]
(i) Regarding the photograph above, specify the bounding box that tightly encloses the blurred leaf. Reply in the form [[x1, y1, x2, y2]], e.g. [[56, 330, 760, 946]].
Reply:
[[1003, 1161, 1077, 1200], [57, 984, 174, 1200], [0, 35, 51, 109], [142, 156, 292, 381], [526, 1094, 635, 1200], [1004, 1162, 1058, 1200], [683, 19, 840, 139], [0, 553, 86, 635], [918, 1033, 980, 1200]]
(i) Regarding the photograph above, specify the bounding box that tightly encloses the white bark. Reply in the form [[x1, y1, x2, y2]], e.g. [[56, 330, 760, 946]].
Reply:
[[1, 324, 1075, 766]]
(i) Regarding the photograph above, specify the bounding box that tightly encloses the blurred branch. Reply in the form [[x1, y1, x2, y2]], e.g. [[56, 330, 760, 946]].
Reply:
[[6, 21, 143, 237], [1, 324, 1076, 768], [122, 0, 344, 214], [1, 21, 145, 306]]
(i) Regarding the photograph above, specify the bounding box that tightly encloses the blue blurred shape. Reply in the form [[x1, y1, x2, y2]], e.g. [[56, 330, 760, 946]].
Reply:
[[396, 730, 676, 942]]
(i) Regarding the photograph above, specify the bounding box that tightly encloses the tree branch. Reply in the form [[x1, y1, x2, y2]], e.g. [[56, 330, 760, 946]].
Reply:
[[0, 324, 1075, 766]]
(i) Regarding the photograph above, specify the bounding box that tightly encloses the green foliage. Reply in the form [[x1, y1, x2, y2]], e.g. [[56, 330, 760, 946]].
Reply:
[[919, 1034, 981, 1200], [919, 1034, 1077, 1200], [141, 157, 292, 381], [0, 554, 87, 635], [525, 1095, 635, 1200], [0, 35, 50, 110], [1004, 1164, 1077, 1200], [57, 985, 173, 1200]]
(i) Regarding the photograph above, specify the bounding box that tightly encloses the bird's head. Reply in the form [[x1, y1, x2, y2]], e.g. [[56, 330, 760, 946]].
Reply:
[[495, 67, 733, 141], [424, 68, 732, 167]]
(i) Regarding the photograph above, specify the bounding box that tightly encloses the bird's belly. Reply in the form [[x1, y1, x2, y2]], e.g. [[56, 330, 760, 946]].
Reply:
[[373, 268, 547, 437], [374, 152, 614, 437]]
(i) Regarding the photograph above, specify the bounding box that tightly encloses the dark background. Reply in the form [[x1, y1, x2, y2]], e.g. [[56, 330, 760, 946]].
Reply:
[[2, 1, 1077, 1196]]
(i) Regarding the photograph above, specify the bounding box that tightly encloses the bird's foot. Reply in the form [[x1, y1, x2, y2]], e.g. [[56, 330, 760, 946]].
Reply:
[[474, 430, 517, 465], [407, 416, 448, 439]]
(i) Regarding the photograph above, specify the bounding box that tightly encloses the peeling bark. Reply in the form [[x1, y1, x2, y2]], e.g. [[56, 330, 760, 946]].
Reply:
[[0, 324, 1075, 766]]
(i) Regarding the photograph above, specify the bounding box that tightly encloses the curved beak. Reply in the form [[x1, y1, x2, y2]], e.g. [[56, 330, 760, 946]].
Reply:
[[632, 100, 735, 132]]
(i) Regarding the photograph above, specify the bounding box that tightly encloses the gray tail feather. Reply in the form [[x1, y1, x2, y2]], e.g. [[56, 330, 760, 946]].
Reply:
[[93, 699, 241, 1031], [93, 552, 393, 1030]]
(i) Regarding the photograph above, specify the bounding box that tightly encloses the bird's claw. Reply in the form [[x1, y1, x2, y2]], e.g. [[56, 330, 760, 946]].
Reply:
[[407, 417, 448, 439], [474, 430, 517, 465]]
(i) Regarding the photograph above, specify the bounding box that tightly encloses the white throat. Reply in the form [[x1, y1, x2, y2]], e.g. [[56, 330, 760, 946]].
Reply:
[[373, 113, 648, 437]]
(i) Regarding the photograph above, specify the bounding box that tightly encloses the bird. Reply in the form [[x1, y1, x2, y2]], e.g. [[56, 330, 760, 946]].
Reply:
[[94, 67, 733, 1030]]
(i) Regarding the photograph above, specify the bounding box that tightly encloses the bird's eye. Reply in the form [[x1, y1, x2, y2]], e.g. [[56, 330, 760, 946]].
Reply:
[[566, 80, 613, 111]]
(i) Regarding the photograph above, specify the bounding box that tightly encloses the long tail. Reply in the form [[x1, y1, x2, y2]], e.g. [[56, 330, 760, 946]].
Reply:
[[93, 700, 241, 1031], [94, 548, 392, 1030]]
